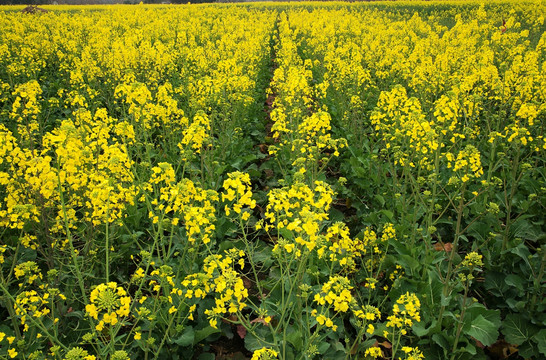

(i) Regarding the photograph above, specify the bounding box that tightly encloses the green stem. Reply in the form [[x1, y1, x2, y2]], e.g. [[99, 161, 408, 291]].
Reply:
[[531, 249, 545, 310], [437, 184, 466, 330], [105, 196, 110, 283], [240, 216, 264, 299], [0, 282, 68, 351], [391, 329, 403, 360], [55, 159, 95, 336], [502, 144, 521, 251], [451, 281, 470, 360]]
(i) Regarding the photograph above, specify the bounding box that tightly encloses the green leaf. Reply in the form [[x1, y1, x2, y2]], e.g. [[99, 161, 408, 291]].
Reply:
[[413, 320, 438, 337], [248, 168, 262, 178], [317, 342, 330, 354], [504, 274, 525, 290], [463, 303, 501, 328], [506, 298, 526, 311], [278, 228, 294, 241], [432, 333, 451, 350], [329, 208, 345, 222], [172, 326, 194, 347], [507, 244, 531, 269], [252, 246, 274, 267], [333, 341, 345, 352], [412, 322, 428, 337], [398, 254, 420, 272], [65, 310, 84, 320], [510, 218, 542, 243], [197, 353, 215, 360], [285, 328, 303, 350], [244, 330, 267, 352], [380, 209, 394, 221], [427, 269, 444, 304], [440, 294, 452, 307], [518, 340, 537, 359], [464, 315, 498, 347], [422, 345, 445, 359], [374, 194, 385, 207], [534, 329, 546, 356], [463, 340, 477, 355], [484, 272, 507, 296], [194, 326, 220, 344], [502, 314, 537, 345]]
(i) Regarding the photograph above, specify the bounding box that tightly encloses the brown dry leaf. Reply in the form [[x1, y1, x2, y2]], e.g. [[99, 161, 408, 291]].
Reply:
[[475, 339, 485, 349], [379, 341, 392, 349], [223, 352, 246, 360], [433, 242, 453, 252], [259, 144, 268, 154], [236, 325, 246, 339], [349, 340, 360, 355], [487, 339, 518, 359], [250, 317, 271, 326], [243, 277, 252, 290]]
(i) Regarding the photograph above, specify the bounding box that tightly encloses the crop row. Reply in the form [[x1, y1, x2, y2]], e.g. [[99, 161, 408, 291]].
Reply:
[[0, 2, 545, 360]]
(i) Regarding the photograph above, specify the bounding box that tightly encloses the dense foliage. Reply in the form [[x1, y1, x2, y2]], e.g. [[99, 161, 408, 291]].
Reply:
[[0, 1, 544, 360]]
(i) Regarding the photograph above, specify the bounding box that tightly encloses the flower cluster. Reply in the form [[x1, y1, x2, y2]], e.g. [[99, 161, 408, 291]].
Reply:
[[311, 276, 354, 331], [314, 276, 353, 313], [85, 282, 131, 331], [222, 171, 256, 220], [371, 85, 439, 169], [15, 290, 51, 327], [386, 292, 421, 334], [267, 13, 346, 178], [182, 250, 248, 329], [446, 144, 484, 184], [0, 244, 6, 264], [251, 348, 278, 360], [14, 261, 42, 286], [400, 346, 425, 360], [179, 111, 211, 156], [63, 347, 97, 360], [0, 332, 18, 359], [458, 251, 484, 282], [324, 222, 364, 271], [146, 162, 218, 244], [1, 107, 137, 232], [10, 80, 43, 144], [0, 2, 543, 359], [264, 181, 333, 255]]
